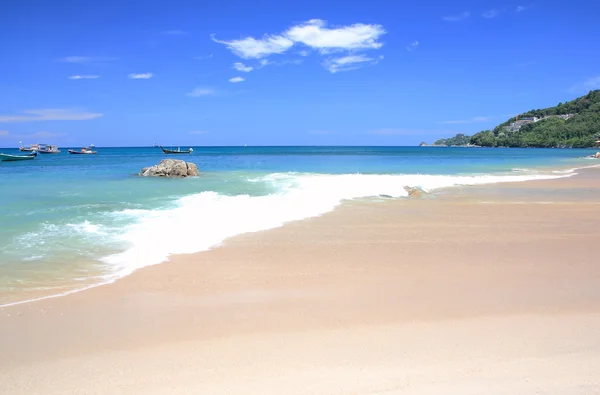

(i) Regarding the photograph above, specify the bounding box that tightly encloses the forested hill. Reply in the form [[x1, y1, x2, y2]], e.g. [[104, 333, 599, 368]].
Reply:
[[435, 90, 600, 148]]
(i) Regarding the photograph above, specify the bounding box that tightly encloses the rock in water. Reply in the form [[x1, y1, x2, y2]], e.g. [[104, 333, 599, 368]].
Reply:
[[404, 186, 427, 198], [140, 159, 199, 177], [186, 162, 199, 176], [586, 152, 600, 159]]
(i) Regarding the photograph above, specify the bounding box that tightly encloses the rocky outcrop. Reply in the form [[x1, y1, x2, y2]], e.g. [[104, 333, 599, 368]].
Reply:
[[404, 186, 427, 198], [140, 159, 199, 177], [588, 152, 600, 159]]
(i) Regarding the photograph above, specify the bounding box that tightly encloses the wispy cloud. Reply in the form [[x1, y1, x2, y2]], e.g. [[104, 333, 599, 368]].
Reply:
[[406, 40, 419, 51], [0, 109, 103, 123], [128, 73, 153, 79], [229, 77, 245, 83], [482, 9, 500, 18], [163, 30, 187, 35], [59, 56, 117, 63], [68, 75, 100, 80], [516, 5, 532, 12], [0, 130, 8, 136], [194, 54, 213, 60], [258, 58, 303, 68], [211, 19, 386, 67], [189, 130, 208, 135], [438, 116, 491, 124], [442, 11, 470, 22], [233, 62, 253, 72], [323, 54, 382, 74], [569, 75, 600, 93], [211, 33, 294, 59], [187, 87, 216, 97]]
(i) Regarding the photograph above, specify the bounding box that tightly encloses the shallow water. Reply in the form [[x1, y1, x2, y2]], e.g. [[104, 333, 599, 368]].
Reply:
[[0, 146, 596, 306]]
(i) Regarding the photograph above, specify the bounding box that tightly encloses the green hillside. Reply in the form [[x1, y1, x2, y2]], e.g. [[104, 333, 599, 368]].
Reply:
[[437, 90, 600, 148]]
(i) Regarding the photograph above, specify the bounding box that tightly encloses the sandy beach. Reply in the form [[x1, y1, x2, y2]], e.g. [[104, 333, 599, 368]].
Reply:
[[1, 167, 600, 394]]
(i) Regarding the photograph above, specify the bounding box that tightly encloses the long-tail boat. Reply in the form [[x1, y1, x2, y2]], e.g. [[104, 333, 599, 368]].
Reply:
[[0, 152, 37, 161], [160, 146, 193, 154]]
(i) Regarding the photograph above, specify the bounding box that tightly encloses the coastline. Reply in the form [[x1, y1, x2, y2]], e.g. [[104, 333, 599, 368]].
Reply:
[[1, 167, 600, 394], [2, 160, 597, 309]]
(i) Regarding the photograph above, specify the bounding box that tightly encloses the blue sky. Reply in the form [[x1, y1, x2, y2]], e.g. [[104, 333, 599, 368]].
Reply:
[[1, 0, 599, 146]]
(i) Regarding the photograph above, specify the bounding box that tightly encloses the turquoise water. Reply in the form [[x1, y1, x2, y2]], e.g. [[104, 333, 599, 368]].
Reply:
[[0, 146, 596, 305]]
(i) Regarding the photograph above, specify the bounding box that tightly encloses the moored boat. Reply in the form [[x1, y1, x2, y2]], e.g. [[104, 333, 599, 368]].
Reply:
[[68, 147, 97, 154], [0, 152, 37, 161], [160, 146, 193, 154], [19, 142, 40, 152], [38, 144, 61, 154]]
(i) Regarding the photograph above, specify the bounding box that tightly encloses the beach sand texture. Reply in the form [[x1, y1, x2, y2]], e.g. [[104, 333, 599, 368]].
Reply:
[[1, 168, 599, 394]]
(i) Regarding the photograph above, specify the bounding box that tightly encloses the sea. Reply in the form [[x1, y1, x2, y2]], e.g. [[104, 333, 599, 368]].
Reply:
[[0, 146, 597, 306]]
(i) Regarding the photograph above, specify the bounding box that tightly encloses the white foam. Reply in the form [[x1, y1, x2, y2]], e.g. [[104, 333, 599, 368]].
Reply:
[[1, 170, 577, 309], [100, 172, 571, 277]]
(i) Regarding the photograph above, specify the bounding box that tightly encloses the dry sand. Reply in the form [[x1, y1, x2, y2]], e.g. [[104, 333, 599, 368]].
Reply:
[[1, 168, 599, 394]]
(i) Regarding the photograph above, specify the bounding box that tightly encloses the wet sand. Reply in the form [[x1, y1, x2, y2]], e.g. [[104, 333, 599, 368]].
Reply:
[[1, 168, 599, 394]]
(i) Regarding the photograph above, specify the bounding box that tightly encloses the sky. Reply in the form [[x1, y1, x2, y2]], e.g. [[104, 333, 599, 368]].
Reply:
[[1, 0, 599, 147]]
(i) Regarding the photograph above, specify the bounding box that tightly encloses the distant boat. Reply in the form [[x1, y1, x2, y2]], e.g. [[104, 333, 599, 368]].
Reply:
[[38, 144, 61, 154], [160, 146, 193, 154], [19, 142, 40, 152], [0, 152, 37, 161], [68, 147, 97, 155]]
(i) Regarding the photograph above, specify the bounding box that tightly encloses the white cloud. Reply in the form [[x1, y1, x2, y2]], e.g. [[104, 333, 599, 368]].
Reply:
[[187, 87, 216, 97], [442, 11, 471, 22], [259, 59, 270, 67], [285, 19, 385, 52], [0, 130, 8, 136], [128, 73, 153, 79], [68, 75, 100, 80], [211, 33, 294, 59], [59, 56, 116, 63], [569, 76, 600, 93], [212, 19, 386, 60], [233, 62, 253, 72], [229, 77, 245, 83], [516, 5, 531, 12], [438, 116, 491, 124], [0, 109, 103, 123], [163, 30, 187, 35], [482, 9, 500, 18], [406, 41, 419, 51], [323, 54, 382, 74], [298, 50, 310, 57], [189, 130, 208, 135]]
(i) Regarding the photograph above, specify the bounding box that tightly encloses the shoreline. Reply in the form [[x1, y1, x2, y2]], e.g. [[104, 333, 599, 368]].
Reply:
[[2, 162, 598, 309], [1, 167, 600, 393]]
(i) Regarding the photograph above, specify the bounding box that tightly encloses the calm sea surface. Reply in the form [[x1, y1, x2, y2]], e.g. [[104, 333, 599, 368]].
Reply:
[[0, 146, 596, 305]]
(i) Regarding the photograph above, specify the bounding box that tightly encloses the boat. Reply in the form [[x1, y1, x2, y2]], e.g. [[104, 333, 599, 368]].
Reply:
[[38, 144, 61, 154], [0, 152, 37, 161], [68, 147, 97, 154], [19, 142, 40, 152], [160, 146, 193, 154]]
